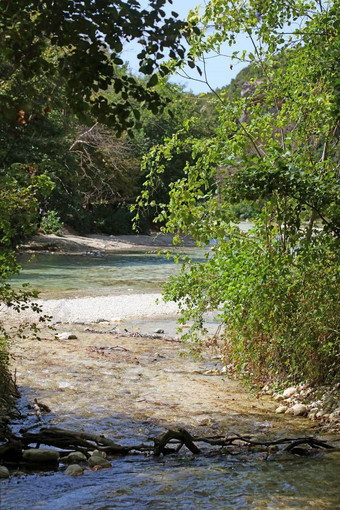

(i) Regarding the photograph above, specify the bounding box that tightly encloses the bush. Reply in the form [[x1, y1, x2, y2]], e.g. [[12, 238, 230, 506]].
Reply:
[[163, 226, 339, 386], [40, 210, 64, 235]]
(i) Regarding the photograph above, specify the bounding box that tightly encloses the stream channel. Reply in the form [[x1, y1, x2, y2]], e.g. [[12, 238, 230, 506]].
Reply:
[[1, 249, 340, 509]]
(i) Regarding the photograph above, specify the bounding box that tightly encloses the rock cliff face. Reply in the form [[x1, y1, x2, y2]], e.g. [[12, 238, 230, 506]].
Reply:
[[240, 79, 264, 98]]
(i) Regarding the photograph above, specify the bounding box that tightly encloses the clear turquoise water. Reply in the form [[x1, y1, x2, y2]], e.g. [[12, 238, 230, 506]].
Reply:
[[12, 250, 203, 298]]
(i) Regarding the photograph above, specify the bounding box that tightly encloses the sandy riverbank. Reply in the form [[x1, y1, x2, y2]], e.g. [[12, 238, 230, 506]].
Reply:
[[10, 231, 198, 324], [19, 231, 197, 255], [7, 293, 180, 325]]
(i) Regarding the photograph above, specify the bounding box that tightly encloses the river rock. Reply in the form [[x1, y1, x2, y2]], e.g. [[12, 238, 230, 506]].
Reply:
[[64, 464, 84, 476], [329, 409, 340, 422], [0, 465, 10, 478], [308, 411, 317, 420], [283, 387, 297, 399], [88, 453, 111, 469], [316, 410, 325, 419], [290, 404, 307, 416], [23, 448, 59, 464], [63, 452, 87, 464], [57, 332, 78, 340], [275, 405, 288, 414]]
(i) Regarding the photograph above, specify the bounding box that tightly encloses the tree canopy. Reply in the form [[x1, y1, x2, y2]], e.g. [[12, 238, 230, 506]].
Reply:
[[0, 0, 194, 132], [0, 0, 201, 357]]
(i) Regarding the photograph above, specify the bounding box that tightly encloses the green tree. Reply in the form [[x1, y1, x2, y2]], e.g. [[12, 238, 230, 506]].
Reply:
[[138, 0, 340, 385], [0, 0, 193, 133], [0, 0, 195, 364]]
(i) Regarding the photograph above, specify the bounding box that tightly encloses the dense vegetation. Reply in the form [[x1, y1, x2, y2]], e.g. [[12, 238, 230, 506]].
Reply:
[[1, 0, 339, 388], [137, 0, 340, 385], [0, 0, 208, 363]]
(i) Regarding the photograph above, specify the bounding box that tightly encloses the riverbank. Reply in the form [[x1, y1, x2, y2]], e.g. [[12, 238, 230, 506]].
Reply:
[[18, 231, 197, 255]]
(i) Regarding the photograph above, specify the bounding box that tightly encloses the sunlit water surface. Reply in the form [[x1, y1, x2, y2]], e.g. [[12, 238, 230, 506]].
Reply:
[[12, 250, 204, 298], [2, 453, 340, 509]]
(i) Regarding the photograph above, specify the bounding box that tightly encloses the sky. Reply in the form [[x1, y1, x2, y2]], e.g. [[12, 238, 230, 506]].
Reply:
[[121, 0, 252, 94]]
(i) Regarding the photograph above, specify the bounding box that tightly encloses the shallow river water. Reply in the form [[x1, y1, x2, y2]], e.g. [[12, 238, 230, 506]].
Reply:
[[1, 250, 340, 509]]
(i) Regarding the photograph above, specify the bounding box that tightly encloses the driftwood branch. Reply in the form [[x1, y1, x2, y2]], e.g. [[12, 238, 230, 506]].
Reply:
[[0, 427, 335, 467], [21, 427, 130, 455]]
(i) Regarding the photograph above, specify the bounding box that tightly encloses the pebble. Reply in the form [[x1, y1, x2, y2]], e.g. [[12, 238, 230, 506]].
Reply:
[[57, 332, 78, 340], [275, 405, 288, 414], [282, 387, 297, 399], [316, 410, 325, 419]]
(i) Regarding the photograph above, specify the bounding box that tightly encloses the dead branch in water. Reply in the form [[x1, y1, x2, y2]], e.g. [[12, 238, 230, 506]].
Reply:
[[0, 426, 334, 465]]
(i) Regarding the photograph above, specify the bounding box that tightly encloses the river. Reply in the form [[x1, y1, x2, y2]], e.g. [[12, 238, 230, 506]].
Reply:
[[1, 248, 339, 509]]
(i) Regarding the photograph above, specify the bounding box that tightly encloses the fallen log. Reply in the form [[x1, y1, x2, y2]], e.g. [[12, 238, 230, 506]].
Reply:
[[1, 426, 335, 467], [21, 427, 130, 455]]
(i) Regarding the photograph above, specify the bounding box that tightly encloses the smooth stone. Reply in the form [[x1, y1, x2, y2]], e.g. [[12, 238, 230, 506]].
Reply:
[[64, 464, 84, 476], [329, 412, 340, 423], [154, 329, 164, 334], [0, 466, 10, 478], [63, 452, 87, 463], [274, 394, 284, 401], [57, 332, 78, 340], [283, 387, 297, 398], [291, 404, 307, 416], [88, 453, 111, 468], [23, 449, 59, 463], [276, 405, 288, 414], [316, 410, 325, 419]]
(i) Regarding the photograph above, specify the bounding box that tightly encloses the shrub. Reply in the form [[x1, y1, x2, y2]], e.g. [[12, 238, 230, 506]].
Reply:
[[40, 210, 64, 235]]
